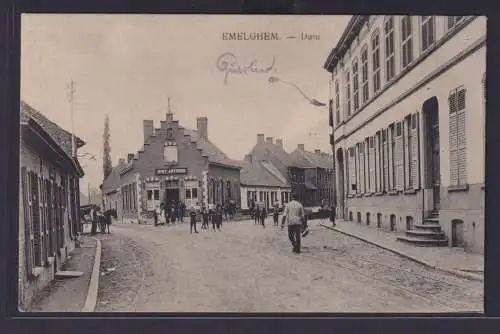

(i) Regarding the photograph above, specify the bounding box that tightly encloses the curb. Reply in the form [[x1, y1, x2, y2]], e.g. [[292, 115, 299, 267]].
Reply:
[[319, 223, 484, 282], [81, 237, 102, 312]]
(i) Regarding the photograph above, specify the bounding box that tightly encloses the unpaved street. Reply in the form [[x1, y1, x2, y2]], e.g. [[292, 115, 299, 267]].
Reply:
[[95, 220, 483, 313]]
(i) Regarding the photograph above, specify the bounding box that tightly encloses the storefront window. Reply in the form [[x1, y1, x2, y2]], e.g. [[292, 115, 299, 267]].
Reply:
[[192, 188, 198, 199], [147, 190, 153, 200], [154, 190, 160, 200]]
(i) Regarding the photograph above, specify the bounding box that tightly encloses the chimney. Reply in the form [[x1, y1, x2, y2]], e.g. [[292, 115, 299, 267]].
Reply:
[[266, 137, 273, 144], [257, 134, 265, 144], [244, 154, 253, 163], [197, 117, 208, 139], [127, 153, 134, 163], [143, 120, 154, 142], [298, 144, 305, 151], [315, 149, 321, 155], [276, 139, 283, 148]]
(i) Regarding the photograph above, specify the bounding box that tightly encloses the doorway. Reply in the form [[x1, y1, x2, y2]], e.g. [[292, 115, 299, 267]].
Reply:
[[336, 148, 345, 220], [452, 219, 465, 247], [423, 97, 440, 213]]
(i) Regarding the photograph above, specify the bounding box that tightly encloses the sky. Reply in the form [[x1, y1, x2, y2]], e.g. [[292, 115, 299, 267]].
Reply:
[[20, 14, 350, 191]]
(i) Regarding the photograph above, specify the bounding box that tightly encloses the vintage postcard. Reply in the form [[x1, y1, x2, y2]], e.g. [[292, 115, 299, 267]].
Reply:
[[18, 14, 485, 313]]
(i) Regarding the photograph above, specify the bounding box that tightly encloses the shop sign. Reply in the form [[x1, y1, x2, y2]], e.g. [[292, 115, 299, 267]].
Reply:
[[155, 167, 187, 175]]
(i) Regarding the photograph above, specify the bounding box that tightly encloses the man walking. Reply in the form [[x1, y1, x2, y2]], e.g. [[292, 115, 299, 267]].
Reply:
[[260, 205, 268, 228], [281, 194, 305, 254], [189, 206, 199, 234], [90, 205, 97, 235], [273, 203, 280, 226]]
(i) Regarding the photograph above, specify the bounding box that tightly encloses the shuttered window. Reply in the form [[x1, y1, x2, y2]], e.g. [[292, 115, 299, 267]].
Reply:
[[30, 173, 42, 266], [356, 144, 361, 194], [449, 87, 467, 186], [421, 16, 435, 51], [389, 124, 396, 190], [369, 137, 376, 193], [359, 143, 365, 193], [349, 148, 356, 194], [352, 59, 360, 111], [345, 70, 352, 117], [384, 17, 395, 82], [404, 116, 412, 189], [335, 80, 340, 124], [394, 122, 404, 191], [21, 167, 35, 277], [361, 46, 369, 103], [383, 129, 389, 191], [376, 131, 382, 192], [411, 113, 420, 189]]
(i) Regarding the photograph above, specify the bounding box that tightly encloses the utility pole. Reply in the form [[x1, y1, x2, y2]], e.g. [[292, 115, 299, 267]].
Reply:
[[68, 80, 76, 157], [329, 80, 337, 218]]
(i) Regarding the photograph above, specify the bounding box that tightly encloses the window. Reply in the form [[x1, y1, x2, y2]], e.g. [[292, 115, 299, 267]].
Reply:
[[389, 124, 396, 190], [147, 190, 153, 200], [21, 167, 35, 277], [192, 188, 198, 199], [410, 113, 420, 189], [226, 180, 231, 199], [401, 16, 413, 68], [369, 137, 375, 193], [448, 16, 465, 30], [382, 129, 389, 191], [352, 59, 360, 111], [394, 122, 404, 191], [349, 147, 356, 194], [404, 115, 413, 189], [421, 16, 435, 51], [335, 80, 340, 124], [384, 16, 395, 82], [359, 142, 366, 193], [361, 46, 369, 103], [345, 70, 352, 116], [371, 30, 381, 93], [185, 189, 191, 199], [449, 87, 467, 186], [154, 189, 160, 200], [164, 142, 178, 163]]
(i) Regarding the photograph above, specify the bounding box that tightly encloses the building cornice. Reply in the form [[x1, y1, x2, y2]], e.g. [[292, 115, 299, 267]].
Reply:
[[324, 15, 369, 73]]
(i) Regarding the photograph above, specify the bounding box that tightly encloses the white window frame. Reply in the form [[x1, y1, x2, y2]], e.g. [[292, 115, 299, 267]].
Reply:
[[421, 16, 435, 52], [384, 16, 395, 83], [401, 16, 413, 69], [447, 16, 465, 30], [371, 30, 381, 94], [361, 45, 369, 104], [335, 80, 340, 124], [345, 69, 352, 117], [352, 58, 360, 111]]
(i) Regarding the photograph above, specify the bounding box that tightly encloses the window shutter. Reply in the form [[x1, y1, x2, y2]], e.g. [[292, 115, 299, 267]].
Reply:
[[388, 126, 395, 190], [383, 130, 389, 191], [395, 122, 404, 191], [369, 137, 376, 193], [359, 143, 365, 193], [403, 119, 410, 189], [349, 148, 355, 194], [449, 92, 459, 186], [457, 89, 467, 185], [411, 113, 420, 189], [21, 167, 34, 277]]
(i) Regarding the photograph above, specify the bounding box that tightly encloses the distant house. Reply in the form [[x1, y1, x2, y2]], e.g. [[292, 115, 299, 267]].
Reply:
[[19, 101, 85, 311], [237, 155, 291, 211], [100, 159, 126, 217], [247, 134, 331, 207], [290, 145, 334, 207]]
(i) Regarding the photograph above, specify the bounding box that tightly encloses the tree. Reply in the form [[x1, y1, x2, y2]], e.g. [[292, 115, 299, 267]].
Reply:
[[103, 115, 113, 179]]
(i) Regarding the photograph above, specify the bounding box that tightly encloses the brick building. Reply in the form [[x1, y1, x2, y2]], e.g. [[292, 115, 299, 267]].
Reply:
[[102, 111, 241, 220], [324, 16, 485, 253], [19, 101, 85, 310], [237, 154, 291, 211], [248, 135, 333, 207]]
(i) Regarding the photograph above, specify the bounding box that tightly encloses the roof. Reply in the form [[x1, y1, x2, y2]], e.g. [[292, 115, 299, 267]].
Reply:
[[101, 162, 126, 194], [235, 160, 290, 188], [298, 150, 333, 169], [184, 128, 241, 169], [249, 141, 309, 170], [21, 101, 86, 157], [323, 16, 369, 73]]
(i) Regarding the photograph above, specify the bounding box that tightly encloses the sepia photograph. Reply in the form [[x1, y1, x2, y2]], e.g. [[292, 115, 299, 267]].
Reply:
[[18, 14, 485, 313]]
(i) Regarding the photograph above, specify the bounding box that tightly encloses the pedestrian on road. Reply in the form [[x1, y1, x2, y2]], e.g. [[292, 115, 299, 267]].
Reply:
[[170, 202, 177, 223], [201, 205, 209, 229], [273, 203, 279, 226], [216, 204, 223, 230], [189, 206, 199, 234], [281, 194, 305, 254], [90, 205, 98, 235], [329, 203, 336, 227], [254, 206, 260, 225], [211, 207, 217, 231], [260, 205, 268, 228], [154, 205, 159, 226]]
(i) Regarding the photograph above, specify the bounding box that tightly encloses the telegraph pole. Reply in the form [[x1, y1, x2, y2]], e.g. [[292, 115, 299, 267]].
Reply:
[[329, 80, 337, 218], [68, 80, 76, 157]]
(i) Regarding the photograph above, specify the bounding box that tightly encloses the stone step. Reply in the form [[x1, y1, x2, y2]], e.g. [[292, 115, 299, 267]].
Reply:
[[413, 224, 442, 232], [405, 229, 446, 240], [55, 270, 84, 279], [396, 236, 448, 247], [424, 217, 440, 224]]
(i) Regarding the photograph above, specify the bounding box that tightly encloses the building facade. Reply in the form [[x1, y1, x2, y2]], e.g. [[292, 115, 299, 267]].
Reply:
[[238, 155, 291, 211], [290, 144, 334, 207], [103, 111, 241, 220], [19, 101, 85, 310], [324, 16, 486, 253]]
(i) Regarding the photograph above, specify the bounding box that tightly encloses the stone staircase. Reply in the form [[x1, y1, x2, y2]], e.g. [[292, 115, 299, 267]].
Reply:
[[396, 212, 448, 247]]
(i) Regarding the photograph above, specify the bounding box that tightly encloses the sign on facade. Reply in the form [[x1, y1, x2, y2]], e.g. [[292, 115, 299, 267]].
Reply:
[[155, 168, 187, 175]]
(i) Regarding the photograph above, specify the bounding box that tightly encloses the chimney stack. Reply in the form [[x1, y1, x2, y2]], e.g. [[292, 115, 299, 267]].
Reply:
[[197, 117, 208, 139], [266, 137, 273, 144], [257, 134, 265, 144], [315, 149, 321, 155], [127, 153, 134, 163], [244, 154, 253, 163], [143, 120, 154, 142], [276, 139, 283, 148], [298, 144, 305, 151]]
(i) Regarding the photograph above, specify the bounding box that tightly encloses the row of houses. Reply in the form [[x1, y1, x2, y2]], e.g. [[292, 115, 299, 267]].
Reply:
[[100, 112, 334, 218], [324, 15, 486, 253], [19, 101, 86, 310]]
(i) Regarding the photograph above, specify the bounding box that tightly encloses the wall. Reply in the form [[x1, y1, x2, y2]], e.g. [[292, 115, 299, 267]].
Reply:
[[208, 164, 241, 205], [240, 185, 291, 210]]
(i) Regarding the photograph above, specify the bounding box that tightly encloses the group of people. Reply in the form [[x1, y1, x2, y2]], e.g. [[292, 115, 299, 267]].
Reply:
[[154, 201, 186, 226], [86, 205, 117, 235], [189, 203, 226, 234]]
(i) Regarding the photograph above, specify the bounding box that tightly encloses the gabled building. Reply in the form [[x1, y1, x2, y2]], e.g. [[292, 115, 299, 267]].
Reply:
[[290, 144, 334, 207], [19, 101, 85, 310], [104, 110, 242, 221], [324, 15, 485, 253], [237, 155, 291, 211]]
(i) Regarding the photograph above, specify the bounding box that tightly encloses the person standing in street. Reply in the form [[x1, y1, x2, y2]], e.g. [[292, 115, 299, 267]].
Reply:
[[90, 205, 97, 235], [260, 205, 268, 228], [201, 205, 209, 229], [329, 203, 336, 227], [189, 206, 199, 234], [273, 203, 280, 226], [254, 205, 260, 225], [281, 194, 305, 254]]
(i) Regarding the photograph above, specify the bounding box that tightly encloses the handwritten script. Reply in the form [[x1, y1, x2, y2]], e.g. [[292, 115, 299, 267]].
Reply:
[[216, 52, 276, 84]]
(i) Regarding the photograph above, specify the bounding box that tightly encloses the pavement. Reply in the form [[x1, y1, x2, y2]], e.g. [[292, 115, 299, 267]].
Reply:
[[95, 219, 483, 313], [319, 219, 484, 281], [30, 235, 101, 312]]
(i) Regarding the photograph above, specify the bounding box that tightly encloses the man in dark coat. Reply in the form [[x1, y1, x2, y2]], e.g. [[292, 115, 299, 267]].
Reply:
[[189, 206, 199, 234], [330, 203, 336, 227]]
